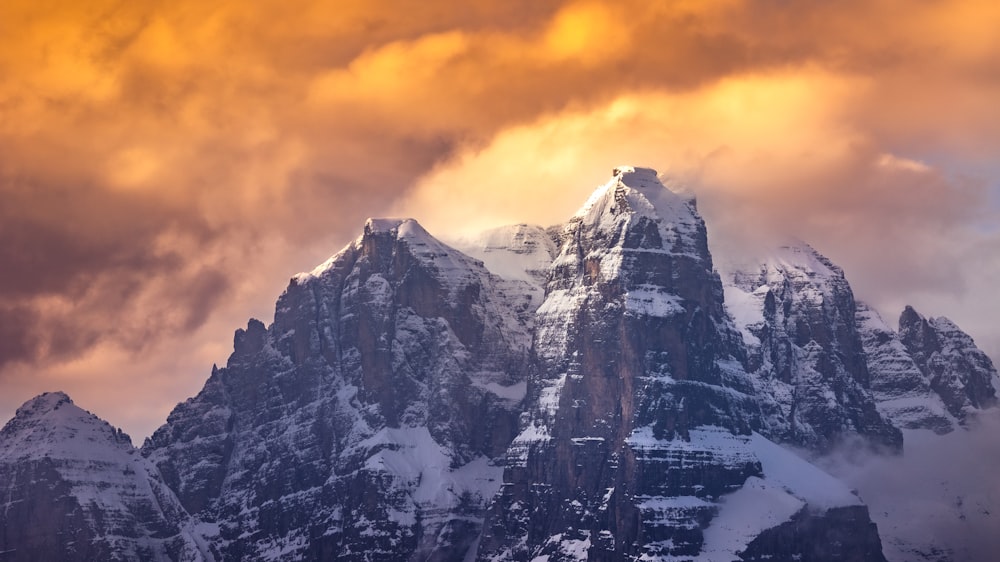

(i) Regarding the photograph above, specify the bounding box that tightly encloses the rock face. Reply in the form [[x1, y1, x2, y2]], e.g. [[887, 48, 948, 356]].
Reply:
[[738, 505, 885, 562], [897, 306, 999, 421], [855, 303, 957, 433], [0, 392, 210, 562], [141, 218, 532, 561], [720, 244, 901, 451], [477, 168, 886, 561]]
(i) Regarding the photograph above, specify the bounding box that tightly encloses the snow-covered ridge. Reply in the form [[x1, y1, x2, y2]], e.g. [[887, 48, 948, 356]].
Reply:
[[294, 216, 500, 304], [449, 224, 556, 285], [450, 223, 557, 318], [719, 241, 903, 451], [899, 305, 1000, 420], [296, 217, 433, 281], [720, 242, 839, 348]]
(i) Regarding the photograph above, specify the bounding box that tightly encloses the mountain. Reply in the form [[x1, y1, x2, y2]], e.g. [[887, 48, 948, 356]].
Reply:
[[855, 303, 957, 433], [719, 244, 901, 451], [897, 306, 999, 420], [477, 168, 884, 561], [719, 241, 999, 440], [720, 247, 1000, 561], [0, 392, 211, 562], [6, 166, 1000, 561], [141, 218, 533, 560]]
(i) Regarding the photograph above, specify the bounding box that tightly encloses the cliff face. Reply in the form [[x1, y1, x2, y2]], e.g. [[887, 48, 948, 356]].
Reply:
[[477, 168, 885, 562], [0, 392, 210, 562], [142, 218, 532, 561], [720, 244, 901, 452]]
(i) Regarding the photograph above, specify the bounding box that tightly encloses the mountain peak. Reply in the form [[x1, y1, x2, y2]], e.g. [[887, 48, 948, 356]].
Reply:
[[363, 217, 416, 236], [16, 391, 73, 417], [0, 394, 209, 561], [898, 304, 999, 417], [297, 217, 437, 281], [612, 164, 659, 185], [1, 391, 133, 462], [6, 391, 81, 429], [772, 243, 844, 278], [566, 164, 706, 272], [719, 241, 844, 286], [900, 304, 922, 323]]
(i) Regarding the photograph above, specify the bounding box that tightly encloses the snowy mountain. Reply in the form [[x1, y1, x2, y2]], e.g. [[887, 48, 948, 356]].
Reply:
[[719, 243, 900, 451], [897, 305, 999, 420], [477, 168, 884, 561], [720, 244, 1000, 561], [3, 166, 999, 561], [719, 241, 1000, 441], [0, 392, 212, 562], [449, 223, 559, 310], [141, 217, 532, 561]]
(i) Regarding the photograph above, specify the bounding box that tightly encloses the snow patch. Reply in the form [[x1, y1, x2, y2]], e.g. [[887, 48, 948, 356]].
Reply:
[[624, 286, 685, 318], [697, 476, 804, 561]]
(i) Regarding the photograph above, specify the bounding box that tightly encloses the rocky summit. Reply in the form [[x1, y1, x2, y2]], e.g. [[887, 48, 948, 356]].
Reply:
[[2, 167, 998, 561]]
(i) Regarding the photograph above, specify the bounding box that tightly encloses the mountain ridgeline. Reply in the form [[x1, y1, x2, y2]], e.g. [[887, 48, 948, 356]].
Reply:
[[2, 167, 998, 561]]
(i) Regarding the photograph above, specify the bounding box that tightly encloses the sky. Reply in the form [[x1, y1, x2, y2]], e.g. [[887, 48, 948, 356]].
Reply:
[[2, 0, 1000, 440]]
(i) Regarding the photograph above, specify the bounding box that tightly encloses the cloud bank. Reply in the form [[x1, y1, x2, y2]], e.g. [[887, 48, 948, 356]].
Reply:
[[1, 0, 999, 436], [822, 411, 1000, 561]]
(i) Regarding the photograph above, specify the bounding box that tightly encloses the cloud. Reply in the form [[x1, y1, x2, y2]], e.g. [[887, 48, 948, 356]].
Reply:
[[1, 0, 999, 438], [821, 411, 1000, 561]]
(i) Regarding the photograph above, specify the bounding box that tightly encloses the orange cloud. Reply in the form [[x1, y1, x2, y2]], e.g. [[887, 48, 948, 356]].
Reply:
[[1, 0, 999, 437], [394, 69, 868, 234]]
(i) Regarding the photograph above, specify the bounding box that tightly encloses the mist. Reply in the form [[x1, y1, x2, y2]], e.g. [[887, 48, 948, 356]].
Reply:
[[820, 410, 1000, 561]]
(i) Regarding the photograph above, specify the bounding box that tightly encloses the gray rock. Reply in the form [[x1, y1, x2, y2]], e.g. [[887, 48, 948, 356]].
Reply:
[[478, 167, 886, 561], [1, 169, 900, 562]]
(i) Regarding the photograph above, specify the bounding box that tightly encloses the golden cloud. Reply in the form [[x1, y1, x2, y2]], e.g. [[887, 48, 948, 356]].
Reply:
[[1, 0, 999, 436]]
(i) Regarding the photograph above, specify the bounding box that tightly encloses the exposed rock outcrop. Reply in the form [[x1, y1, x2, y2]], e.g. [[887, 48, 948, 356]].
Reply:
[[855, 302, 957, 433], [1, 168, 908, 562]]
